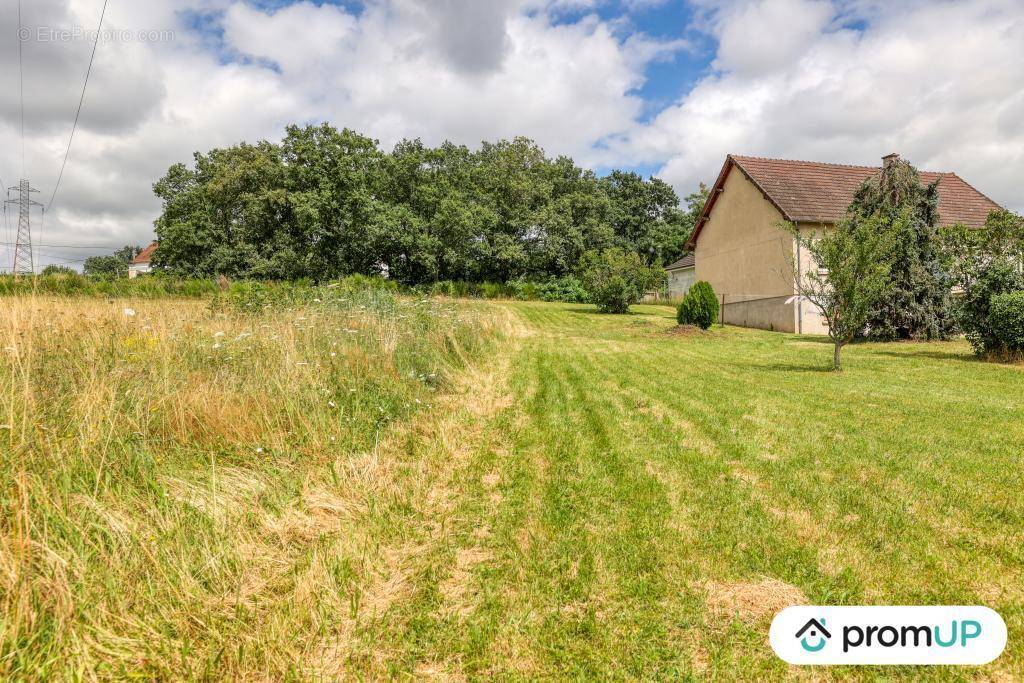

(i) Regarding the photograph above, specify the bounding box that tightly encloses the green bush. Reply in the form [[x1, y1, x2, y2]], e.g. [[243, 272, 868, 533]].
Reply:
[[41, 265, 76, 276], [958, 259, 1024, 355], [677, 281, 719, 329], [988, 291, 1024, 354], [581, 249, 665, 314], [509, 276, 589, 303]]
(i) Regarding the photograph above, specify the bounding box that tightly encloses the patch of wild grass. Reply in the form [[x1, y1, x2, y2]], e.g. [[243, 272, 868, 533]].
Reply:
[[0, 290, 502, 679]]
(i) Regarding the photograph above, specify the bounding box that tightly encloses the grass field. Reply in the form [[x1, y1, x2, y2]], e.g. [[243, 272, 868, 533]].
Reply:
[[3, 296, 1023, 680]]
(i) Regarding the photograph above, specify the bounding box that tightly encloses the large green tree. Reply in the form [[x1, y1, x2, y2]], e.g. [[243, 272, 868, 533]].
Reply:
[[850, 159, 953, 340], [601, 171, 693, 267], [153, 124, 697, 285]]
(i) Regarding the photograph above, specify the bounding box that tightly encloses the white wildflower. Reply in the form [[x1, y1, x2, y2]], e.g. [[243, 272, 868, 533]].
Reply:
[[123, 308, 136, 318], [212, 343, 222, 350]]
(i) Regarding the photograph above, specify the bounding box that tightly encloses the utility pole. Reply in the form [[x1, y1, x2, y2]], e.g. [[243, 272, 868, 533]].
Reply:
[[5, 180, 42, 275]]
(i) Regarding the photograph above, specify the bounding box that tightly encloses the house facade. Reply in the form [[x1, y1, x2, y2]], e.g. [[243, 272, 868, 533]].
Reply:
[[686, 154, 1001, 334], [129, 242, 159, 279]]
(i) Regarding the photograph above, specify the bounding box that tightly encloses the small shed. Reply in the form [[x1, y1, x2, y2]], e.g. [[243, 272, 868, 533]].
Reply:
[[666, 253, 696, 298]]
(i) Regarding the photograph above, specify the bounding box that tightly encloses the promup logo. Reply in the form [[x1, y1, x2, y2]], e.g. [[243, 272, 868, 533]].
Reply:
[[770, 606, 1006, 665], [795, 618, 831, 652]]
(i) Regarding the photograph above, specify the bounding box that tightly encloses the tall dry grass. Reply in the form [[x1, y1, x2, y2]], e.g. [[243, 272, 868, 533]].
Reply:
[[0, 290, 504, 680]]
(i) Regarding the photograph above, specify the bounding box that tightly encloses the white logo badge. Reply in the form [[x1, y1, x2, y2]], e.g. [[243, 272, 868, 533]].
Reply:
[[770, 606, 1006, 665]]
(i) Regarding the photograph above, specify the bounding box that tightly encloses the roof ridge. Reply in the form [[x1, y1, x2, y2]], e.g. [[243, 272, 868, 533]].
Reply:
[[732, 154, 965, 178], [729, 154, 880, 171]]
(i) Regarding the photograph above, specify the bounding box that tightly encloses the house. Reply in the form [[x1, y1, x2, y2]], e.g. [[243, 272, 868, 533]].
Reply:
[[129, 242, 158, 279], [665, 253, 696, 298], [686, 154, 1001, 334]]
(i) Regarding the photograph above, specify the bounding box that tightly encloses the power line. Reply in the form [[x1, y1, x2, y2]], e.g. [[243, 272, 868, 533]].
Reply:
[[0, 240, 124, 250], [46, 0, 109, 213], [17, 0, 26, 177]]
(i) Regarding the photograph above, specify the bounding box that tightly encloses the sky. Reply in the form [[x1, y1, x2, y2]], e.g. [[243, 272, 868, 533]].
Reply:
[[1, 0, 1023, 270]]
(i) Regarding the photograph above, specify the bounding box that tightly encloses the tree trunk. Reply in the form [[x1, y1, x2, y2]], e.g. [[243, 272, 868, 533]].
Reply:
[[833, 340, 843, 371]]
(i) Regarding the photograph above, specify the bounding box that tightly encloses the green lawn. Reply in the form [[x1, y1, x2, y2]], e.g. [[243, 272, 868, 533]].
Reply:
[[353, 301, 1024, 680], [4, 297, 1023, 680]]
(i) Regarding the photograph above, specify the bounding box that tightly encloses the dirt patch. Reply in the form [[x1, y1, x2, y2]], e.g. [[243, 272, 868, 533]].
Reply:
[[704, 577, 807, 622], [413, 661, 468, 682], [439, 547, 495, 618], [665, 324, 706, 338]]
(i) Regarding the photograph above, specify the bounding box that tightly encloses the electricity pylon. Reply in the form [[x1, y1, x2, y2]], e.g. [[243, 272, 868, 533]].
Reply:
[[5, 180, 42, 275]]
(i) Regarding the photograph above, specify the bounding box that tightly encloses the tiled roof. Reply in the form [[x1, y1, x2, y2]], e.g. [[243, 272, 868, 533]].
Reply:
[[688, 155, 1002, 248], [666, 253, 695, 270], [132, 242, 159, 264]]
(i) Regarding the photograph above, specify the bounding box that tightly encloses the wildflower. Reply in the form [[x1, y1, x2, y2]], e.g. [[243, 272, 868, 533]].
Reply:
[[330, 352, 337, 358], [256, 447, 264, 454], [123, 308, 136, 318], [328, 401, 337, 408], [212, 343, 222, 350]]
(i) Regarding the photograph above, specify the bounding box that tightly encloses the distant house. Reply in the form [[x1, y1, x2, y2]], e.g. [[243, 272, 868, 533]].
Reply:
[[686, 154, 1001, 334], [129, 242, 158, 279], [665, 253, 695, 298]]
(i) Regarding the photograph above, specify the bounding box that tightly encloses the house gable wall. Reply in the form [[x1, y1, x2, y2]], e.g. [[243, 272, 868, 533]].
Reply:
[[693, 165, 798, 332]]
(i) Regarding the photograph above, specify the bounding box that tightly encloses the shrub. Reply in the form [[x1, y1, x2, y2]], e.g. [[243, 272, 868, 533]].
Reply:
[[41, 265, 76, 276], [537, 276, 589, 303], [988, 291, 1024, 355], [581, 249, 665, 314], [677, 281, 719, 330], [509, 276, 589, 303], [957, 258, 1024, 355]]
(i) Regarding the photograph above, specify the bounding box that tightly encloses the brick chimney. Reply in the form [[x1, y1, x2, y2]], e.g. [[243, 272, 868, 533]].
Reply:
[[882, 152, 900, 169]]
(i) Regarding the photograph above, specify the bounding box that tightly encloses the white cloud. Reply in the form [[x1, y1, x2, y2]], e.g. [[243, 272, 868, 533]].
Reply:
[[1, 0, 680, 268], [631, 0, 1024, 212], [1, 0, 1021, 271]]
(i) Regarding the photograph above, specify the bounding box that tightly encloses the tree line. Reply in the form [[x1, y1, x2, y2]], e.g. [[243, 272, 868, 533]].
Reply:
[[150, 124, 707, 284]]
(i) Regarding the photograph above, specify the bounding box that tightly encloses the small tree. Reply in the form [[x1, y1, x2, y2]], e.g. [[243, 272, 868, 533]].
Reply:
[[788, 214, 898, 371], [581, 248, 665, 314], [677, 281, 719, 329]]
